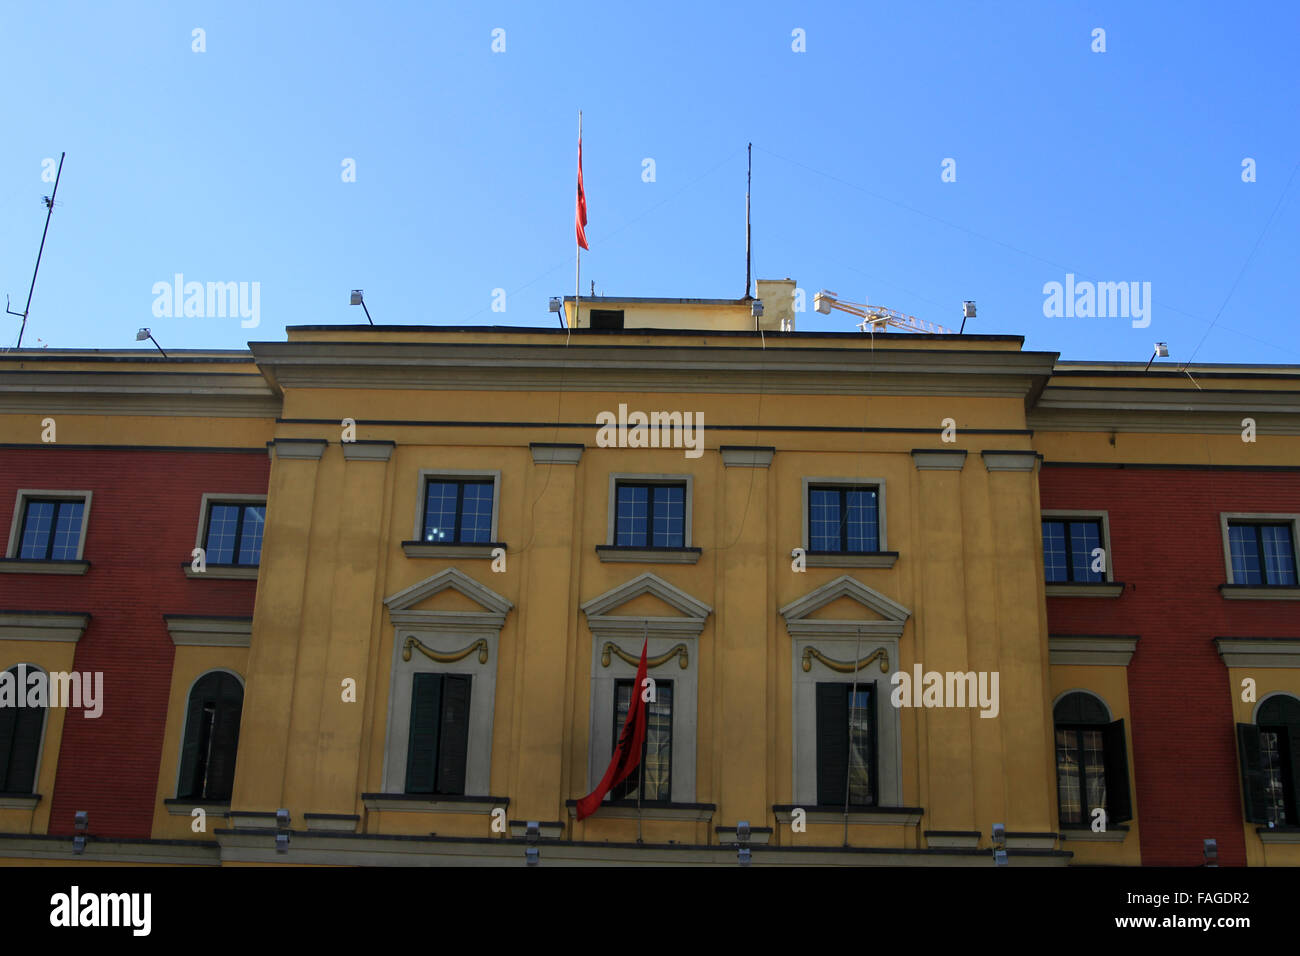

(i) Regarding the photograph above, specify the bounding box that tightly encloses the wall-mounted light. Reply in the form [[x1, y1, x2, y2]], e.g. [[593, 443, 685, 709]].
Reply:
[[1145, 342, 1169, 372], [549, 297, 565, 328], [276, 808, 290, 829], [1203, 838, 1217, 866], [525, 821, 540, 845], [73, 810, 88, 855], [961, 300, 976, 334], [525, 846, 540, 866], [350, 289, 374, 325], [135, 328, 167, 358], [276, 833, 290, 853], [992, 822, 1007, 866]]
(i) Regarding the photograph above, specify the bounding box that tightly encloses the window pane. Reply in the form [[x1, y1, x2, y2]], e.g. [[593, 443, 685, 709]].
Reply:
[[1081, 728, 1108, 818], [810, 489, 841, 552], [237, 506, 265, 565], [1069, 520, 1103, 583], [1056, 729, 1082, 824], [18, 501, 56, 559], [206, 505, 240, 563], [847, 686, 873, 805], [459, 483, 494, 544], [651, 485, 684, 548], [423, 481, 460, 543], [1229, 524, 1262, 585], [616, 485, 648, 547], [1042, 521, 1067, 583], [613, 678, 672, 801], [50, 501, 83, 560], [845, 489, 878, 552], [1261, 525, 1297, 586], [1260, 730, 1288, 827]]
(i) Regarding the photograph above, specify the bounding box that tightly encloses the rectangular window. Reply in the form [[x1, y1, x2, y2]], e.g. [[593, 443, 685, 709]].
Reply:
[[611, 678, 672, 800], [815, 682, 876, 807], [1055, 727, 1108, 826], [614, 482, 685, 549], [1042, 518, 1105, 583], [1228, 522, 1298, 587], [204, 502, 266, 566], [808, 486, 878, 553], [422, 479, 494, 544], [18, 498, 85, 561], [405, 673, 472, 795]]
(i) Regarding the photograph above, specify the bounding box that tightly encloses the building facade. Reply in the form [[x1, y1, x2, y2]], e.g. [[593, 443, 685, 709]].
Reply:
[[0, 285, 1296, 865]]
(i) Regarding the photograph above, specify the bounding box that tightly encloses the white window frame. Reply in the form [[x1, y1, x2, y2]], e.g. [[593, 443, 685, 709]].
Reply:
[[6, 490, 93, 560], [412, 469, 502, 543], [1220, 512, 1300, 585], [801, 477, 887, 552], [194, 493, 267, 565], [1041, 510, 1115, 583], [605, 473, 694, 548]]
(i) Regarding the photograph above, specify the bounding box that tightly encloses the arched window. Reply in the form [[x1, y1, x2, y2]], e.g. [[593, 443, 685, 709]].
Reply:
[[1238, 694, 1300, 828], [1053, 692, 1132, 829], [0, 664, 48, 794], [177, 671, 244, 802]]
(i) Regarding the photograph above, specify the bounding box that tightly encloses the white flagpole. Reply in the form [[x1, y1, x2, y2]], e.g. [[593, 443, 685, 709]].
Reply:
[[575, 110, 582, 332]]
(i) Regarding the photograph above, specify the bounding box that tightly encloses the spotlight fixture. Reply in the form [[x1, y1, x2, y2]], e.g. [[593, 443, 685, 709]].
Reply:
[[549, 297, 565, 328], [992, 822, 1007, 866], [736, 820, 751, 844], [1203, 838, 1217, 866], [276, 833, 290, 853], [525, 821, 540, 845], [737, 846, 752, 866], [135, 328, 167, 358], [276, 808, 290, 829], [350, 289, 374, 325], [525, 846, 540, 866], [1145, 342, 1169, 372], [73, 811, 88, 855], [961, 300, 976, 334]]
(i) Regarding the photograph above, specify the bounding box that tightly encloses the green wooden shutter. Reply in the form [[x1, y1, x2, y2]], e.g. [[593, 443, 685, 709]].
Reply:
[[406, 674, 442, 794], [203, 676, 244, 801], [816, 683, 849, 806], [1102, 719, 1132, 824], [0, 694, 15, 792], [6, 704, 45, 794], [1236, 723, 1269, 824], [176, 690, 207, 798], [436, 675, 472, 795]]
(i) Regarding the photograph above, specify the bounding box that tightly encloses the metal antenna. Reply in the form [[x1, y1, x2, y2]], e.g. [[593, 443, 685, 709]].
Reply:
[[744, 143, 752, 298], [7, 152, 65, 349]]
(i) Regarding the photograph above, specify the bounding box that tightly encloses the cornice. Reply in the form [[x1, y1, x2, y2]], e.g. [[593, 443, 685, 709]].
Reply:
[[248, 341, 1058, 397], [0, 370, 280, 418]]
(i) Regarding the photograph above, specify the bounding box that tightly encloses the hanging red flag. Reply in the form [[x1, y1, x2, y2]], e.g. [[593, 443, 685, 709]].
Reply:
[[576, 135, 589, 251], [576, 638, 648, 820]]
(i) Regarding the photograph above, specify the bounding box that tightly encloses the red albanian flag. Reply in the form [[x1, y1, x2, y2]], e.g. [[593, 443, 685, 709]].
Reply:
[[576, 135, 589, 250], [575, 638, 647, 820]]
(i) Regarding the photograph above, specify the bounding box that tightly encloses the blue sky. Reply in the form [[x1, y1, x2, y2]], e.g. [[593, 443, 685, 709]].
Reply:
[[2, 1, 1296, 365]]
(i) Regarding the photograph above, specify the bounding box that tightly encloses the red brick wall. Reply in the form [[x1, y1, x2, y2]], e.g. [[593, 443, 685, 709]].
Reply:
[[1040, 464, 1300, 867], [0, 446, 268, 838]]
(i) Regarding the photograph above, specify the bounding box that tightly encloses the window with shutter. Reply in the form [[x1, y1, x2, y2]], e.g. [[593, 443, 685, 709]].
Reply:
[[0, 667, 46, 793], [1053, 692, 1131, 828], [1248, 694, 1300, 827], [405, 673, 472, 796], [815, 682, 876, 807], [177, 671, 244, 801]]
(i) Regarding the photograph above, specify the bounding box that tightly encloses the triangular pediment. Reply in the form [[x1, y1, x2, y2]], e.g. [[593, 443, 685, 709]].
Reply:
[[581, 572, 711, 640], [780, 575, 910, 639], [384, 568, 513, 631]]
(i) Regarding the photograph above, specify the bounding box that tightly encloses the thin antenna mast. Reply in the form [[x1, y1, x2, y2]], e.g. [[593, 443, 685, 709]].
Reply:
[[744, 143, 752, 298], [7, 152, 65, 349]]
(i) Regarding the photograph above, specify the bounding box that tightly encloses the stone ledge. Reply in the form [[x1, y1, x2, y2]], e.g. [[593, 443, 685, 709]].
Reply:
[[0, 559, 88, 575], [1045, 582, 1125, 598], [182, 563, 259, 580]]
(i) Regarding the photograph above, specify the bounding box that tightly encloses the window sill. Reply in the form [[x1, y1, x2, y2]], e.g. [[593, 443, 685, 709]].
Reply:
[[401, 541, 505, 559], [0, 559, 88, 575], [1220, 585, 1300, 601], [772, 805, 923, 827], [1257, 826, 1300, 844], [566, 800, 716, 822], [0, 794, 41, 810], [182, 564, 259, 580], [595, 546, 702, 565], [164, 798, 230, 817], [1045, 582, 1124, 598], [361, 793, 508, 814], [1058, 825, 1129, 843], [805, 551, 898, 569]]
